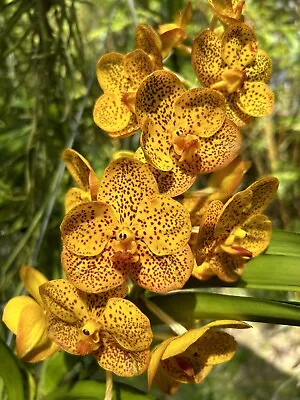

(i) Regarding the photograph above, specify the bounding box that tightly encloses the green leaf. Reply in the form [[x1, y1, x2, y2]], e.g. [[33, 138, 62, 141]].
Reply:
[[44, 380, 154, 400], [37, 352, 80, 397], [266, 230, 300, 257], [150, 292, 300, 326], [0, 339, 24, 400]]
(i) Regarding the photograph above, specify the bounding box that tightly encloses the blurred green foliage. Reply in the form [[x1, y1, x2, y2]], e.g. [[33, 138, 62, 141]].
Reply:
[[0, 0, 299, 399]]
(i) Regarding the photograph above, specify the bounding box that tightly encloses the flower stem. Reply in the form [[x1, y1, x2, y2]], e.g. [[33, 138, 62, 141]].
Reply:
[[143, 297, 187, 336], [210, 15, 218, 31], [104, 371, 114, 400]]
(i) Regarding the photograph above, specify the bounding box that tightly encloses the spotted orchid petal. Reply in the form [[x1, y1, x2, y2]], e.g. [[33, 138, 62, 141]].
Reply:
[[123, 49, 155, 87], [221, 23, 257, 70], [100, 298, 152, 352], [140, 118, 173, 171], [96, 340, 151, 377], [179, 118, 242, 175], [20, 265, 48, 306], [224, 92, 252, 126], [135, 70, 186, 127], [196, 200, 223, 265], [151, 320, 250, 384], [135, 196, 191, 256], [192, 29, 224, 86], [245, 49, 272, 83], [39, 279, 88, 323], [135, 24, 163, 69], [236, 81, 274, 117], [247, 177, 279, 215], [61, 244, 129, 293], [153, 364, 180, 395], [60, 201, 118, 257], [214, 189, 253, 241], [135, 147, 196, 197], [65, 187, 90, 214], [130, 242, 194, 293], [93, 93, 133, 133], [62, 149, 94, 192], [161, 357, 213, 384], [173, 88, 226, 137], [96, 52, 130, 94], [162, 320, 249, 360], [238, 214, 272, 257], [193, 252, 246, 282], [97, 157, 158, 224]]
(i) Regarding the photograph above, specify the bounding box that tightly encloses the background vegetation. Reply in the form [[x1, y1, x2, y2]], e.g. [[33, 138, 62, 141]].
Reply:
[[0, 0, 299, 398]]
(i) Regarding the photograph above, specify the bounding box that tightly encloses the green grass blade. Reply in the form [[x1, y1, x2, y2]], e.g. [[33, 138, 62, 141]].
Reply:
[[150, 292, 300, 326], [0, 339, 24, 400]]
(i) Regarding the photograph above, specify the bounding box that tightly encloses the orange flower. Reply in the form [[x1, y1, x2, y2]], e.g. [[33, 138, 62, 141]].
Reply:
[[192, 23, 274, 126], [61, 157, 194, 294], [193, 177, 279, 282], [39, 279, 153, 377]]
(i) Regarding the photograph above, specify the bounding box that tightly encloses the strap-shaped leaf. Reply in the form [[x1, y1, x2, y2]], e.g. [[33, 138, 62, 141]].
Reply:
[[150, 292, 300, 326], [0, 339, 25, 400]]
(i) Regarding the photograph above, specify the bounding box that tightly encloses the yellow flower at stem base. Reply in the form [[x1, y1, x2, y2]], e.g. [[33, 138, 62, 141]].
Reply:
[[61, 156, 194, 294], [39, 279, 152, 377], [148, 320, 250, 392], [192, 22, 274, 126], [2, 266, 58, 362], [193, 177, 279, 282]]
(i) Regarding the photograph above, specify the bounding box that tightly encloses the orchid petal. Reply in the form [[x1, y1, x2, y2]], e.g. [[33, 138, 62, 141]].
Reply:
[[245, 49, 272, 83], [96, 52, 129, 93], [65, 187, 90, 214], [238, 214, 272, 256], [20, 266, 48, 305], [130, 242, 194, 293], [237, 81, 274, 117], [135, 70, 185, 127], [135, 24, 162, 69], [192, 29, 224, 86], [135, 196, 191, 255], [16, 303, 46, 359], [174, 88, 226, 137], [97, 157, 158, 224], [123, 49, 154, 88], [100, 298, 152, 352], [60, 201, 117, 256], [96, 340, 151, 377], [39, 279, 88, 323], [221, 23, 257, 69], [2, 296, 37, 334], [61, 244, 128, 293], [247, 176, 279, 214], [93, 93, 132, 133], [62, 148, 93, 192]]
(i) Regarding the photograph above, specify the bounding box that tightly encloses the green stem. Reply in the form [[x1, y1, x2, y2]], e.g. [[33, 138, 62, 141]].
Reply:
[[104, 371, 113, 400], [143, 297, 187, 335]]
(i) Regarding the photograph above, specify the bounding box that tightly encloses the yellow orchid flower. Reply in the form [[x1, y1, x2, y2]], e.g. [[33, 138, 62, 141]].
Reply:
[[39, 279, 153, 377], [135, 70, 242, 179], [193, 177, 279, 282], [192, 22, 274, 126], [182, 156, 251, 227], [148, 320, 250, 389], [158, 2, 192, 57], [93, 25, 163, 139], [63, 148, 100, 213], [208, 0, 245, 24], [61, 156, 194, 294], [2, 266, 58, 362]]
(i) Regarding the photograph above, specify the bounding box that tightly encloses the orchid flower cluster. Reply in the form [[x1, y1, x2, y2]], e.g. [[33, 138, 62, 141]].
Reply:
[[3, 1, 279, 396]]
